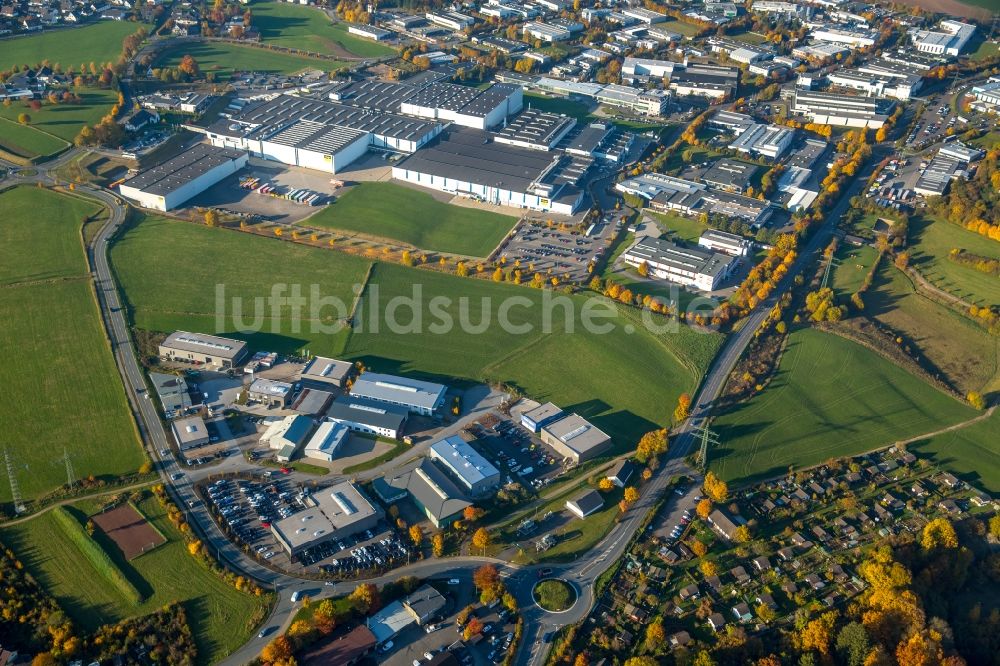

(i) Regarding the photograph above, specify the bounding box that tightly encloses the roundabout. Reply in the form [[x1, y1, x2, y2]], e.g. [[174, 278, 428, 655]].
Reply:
[[532, 578, 578, 613]]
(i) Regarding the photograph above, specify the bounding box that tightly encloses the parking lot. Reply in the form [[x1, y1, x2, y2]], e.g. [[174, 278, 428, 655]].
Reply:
[[467, 413, 569, 494], [383, 581, 517, 666], [495, 212, 623, 282]]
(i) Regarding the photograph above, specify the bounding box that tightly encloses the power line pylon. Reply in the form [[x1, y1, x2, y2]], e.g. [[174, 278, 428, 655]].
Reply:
[[692, 424, 720, 472], [4, 449, 26, 515]]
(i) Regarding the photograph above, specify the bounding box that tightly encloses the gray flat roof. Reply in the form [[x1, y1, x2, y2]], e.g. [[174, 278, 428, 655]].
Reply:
[[172, 416, 208, 446], [522, 401, 564, 424], [326, 395, 408, 431], [122, 144, 245, 196], [351, 372, 446, 411], [565, 122, 615, 154], [249, 378, 292, 398], [395, 127, 557, 193], [494, 107, 576, 148], [624, 236, 732, 279], [272, 481, 382, 550], [301, 356, 353, 383], [429, 435, 500, 488], [161, 330, 247, 360], [543, 413, 611, 456], [702, 158, 759, 189], [263, 119, 368, 154]]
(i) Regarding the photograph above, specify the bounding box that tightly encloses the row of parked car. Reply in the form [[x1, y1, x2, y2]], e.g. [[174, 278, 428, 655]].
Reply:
[[312, 532, 411, 574]]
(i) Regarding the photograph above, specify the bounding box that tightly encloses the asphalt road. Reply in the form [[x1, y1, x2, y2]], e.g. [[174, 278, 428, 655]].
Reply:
[[1, 141, 875, 665]]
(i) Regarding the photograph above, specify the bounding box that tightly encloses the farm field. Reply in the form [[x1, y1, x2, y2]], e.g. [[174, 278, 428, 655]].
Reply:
[[0, 21, 146, 71], [0, 186, 98, 285], [111, 215, 372, 354], [0, 87, 119, 143], [909, 409, 1000, 493], [908, 214, 1000, 308], [864, 263, 1000, 396], [253, 1, 395, 57], [0, 187, 144, 505], [0, 117, 68, 160], [152, 41, 343, 78], [0, 494, 268, 663], [710, 327, 977, 485], [305, 182, 517, 257]]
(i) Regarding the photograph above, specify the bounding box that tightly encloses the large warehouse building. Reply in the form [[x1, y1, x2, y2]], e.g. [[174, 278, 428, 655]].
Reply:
[[392, 127, 589, 214], [325, 396, 409, 439], [271, 481, 384, 557], [158, 330, 249, 369], [350, 372, 447, 416], [621, 235, 736, 291], [118, 144, 248, 211]]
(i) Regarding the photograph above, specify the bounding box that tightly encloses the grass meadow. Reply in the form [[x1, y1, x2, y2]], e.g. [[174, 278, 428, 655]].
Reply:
[[152, 41, 344, 78], [0, 117, 69, 160], [306, 182, 517, 257], [0, 494, 268, 663], [112, 216, 722, 444], [0, 187, 144, 505], [253, 1, 395, 58], [909, 214, 1000, 309], [709, 327, 977, 485], [909, 409, 1000, 493], [0, 87, 119, 144], [0, 21, 146, 71]]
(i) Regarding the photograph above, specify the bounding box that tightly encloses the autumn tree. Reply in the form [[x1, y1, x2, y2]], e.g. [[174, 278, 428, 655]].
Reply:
[[920, 517, 958, 551], [472, 527, 490, 555], [696, 498, 712, 519], [798, 611, 838, 655], [623, 486, 640, 505], [700, 559, 719, 576], [463, 505, 485, 523], [645, 620, 665, 648], [409, 524, 423, 547], [17, 112, 30, 124], [204, 209, 218, 227], [673, 393, 692, 423], [636, 429, 668, 463], [463, 617, 484, 640], [690, 540, 708, 557], [733, 525, 751, 543], [473, 564, 501, 594], [598, 477, 615, 491], [261, 635, 293, 663], [349, 583, 380, 614], [835, 622, 871, 666], [702, 471, 728, 503], [431, 532, 445, 557], [967, 391, 986, 410]]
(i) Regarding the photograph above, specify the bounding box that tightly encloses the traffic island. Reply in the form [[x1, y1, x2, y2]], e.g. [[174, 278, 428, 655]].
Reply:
[[532, 579, 577, 613]]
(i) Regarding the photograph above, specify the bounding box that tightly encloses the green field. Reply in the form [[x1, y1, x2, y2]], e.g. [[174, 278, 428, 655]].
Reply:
[[0, 187, 144, 504], [0, 87, 118, 143], [343, 263, 721, 443], [831, 244, 879, 296], [0, 495, 268, 663], [0, 117, 68, 160], [909, 409, 1000, 493], [253, 1, 395, 58], [306, 182, 517, 257], [152, 41, 344, 78], [863, 263, 1000, 395], [113, 217, 721, 444], [710, 327, 978, 484], [909, 215, 1000, 308], [111, 215, 372, 355], [0, 21, 147, 71], [649, 210, 708, 244], [0, 186, 97, 285]]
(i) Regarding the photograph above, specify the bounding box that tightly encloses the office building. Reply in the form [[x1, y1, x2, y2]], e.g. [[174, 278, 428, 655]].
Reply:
[[620, 236, 736, 291], [248, 378, 293, 408], [158, 331, 248, 369], [325, 396, 409, 439], [792, 89, 893, 128], [429, 435, 501, 495], [172, 416, 210, 451], [617, 173, 774, 227], [827, 69, 921, 100], [908, 20, 975, 56], [728, 123, 794, 159], [119, 144, 247, 211], [541, 413, 612, 464], [699, 229, 749, 257], [271, 481, 383, 556], [809, 27, 876, 47], [520, 402, 564, 433], [702, 159, 759, 193], [149, 372, 192, 414]]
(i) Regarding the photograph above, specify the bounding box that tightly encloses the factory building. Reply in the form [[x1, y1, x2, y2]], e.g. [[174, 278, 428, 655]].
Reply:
[[398, 82, 523, 129], [158, 331, 248, 369], [492, 108, 576, 151], [325, 396, 409, 440], [255, 120, 370, 174], [392, 128, 589, 215], [303, 420, 352, 462], [827, 69, 921, 100], [617, 173, 774, 228], [118, 144, 248, 211], [620, 236, 736, 292], [300, 356, 354, 388], [908, 20, 975, 56], [350, 372, 447, 416], [792, 89, 894, 128], [698, 229, 750, 257], [428, 435, 501, 495], [727, 123, 795, 160], [520, 402, 564, 433], [271, 482, 384, 557], [377, 458, 471, 528]]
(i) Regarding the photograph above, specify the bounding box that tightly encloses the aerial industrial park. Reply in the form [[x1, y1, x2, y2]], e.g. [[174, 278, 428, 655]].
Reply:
[[0, 0, 999, 664]]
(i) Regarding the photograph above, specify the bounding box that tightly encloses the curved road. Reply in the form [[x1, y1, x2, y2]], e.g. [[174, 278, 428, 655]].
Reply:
[[1, 142, 876, 665]]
